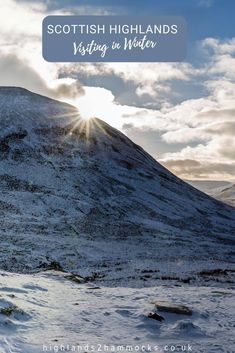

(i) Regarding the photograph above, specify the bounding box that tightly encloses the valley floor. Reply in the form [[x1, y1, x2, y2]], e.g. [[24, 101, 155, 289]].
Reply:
[[0, 271, 234, 353]]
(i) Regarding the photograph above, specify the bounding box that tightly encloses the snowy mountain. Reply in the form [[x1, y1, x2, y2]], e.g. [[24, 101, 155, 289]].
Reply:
[[187, 180, 235, 207], [213, 184, 235, 206], [0, 87, 234, 282]]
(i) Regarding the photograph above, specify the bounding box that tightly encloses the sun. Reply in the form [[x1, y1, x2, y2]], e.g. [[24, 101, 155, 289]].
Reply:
[[80, 114, 93, 121], [65, 111, 94, 142], [69, 98, 93, 122], [61, 99, 108, 143], [64, 109, 108, 144]]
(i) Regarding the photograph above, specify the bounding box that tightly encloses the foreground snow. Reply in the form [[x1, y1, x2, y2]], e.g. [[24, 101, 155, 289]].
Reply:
[[0, 271, 234, 353]]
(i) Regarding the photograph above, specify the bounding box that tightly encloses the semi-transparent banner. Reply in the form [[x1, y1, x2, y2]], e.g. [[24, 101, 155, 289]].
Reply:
[[42, 16, 186, 62]]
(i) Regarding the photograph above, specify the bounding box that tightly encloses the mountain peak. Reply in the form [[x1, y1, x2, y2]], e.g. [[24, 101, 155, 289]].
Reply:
[[0, 86, 78, 135]]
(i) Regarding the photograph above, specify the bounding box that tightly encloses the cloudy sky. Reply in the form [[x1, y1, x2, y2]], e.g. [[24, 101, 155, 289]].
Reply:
[[0, 0, 235, 181]]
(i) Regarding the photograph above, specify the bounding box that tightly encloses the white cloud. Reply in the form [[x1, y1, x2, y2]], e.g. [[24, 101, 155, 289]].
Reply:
[[197, 0, 214, 8], [0, 0, 85, 101], [0, 52, 84, 99], [72, 86, 144, 128], [135, 83, 170, 98], [0, 0, 45, 40], [66, 61, 194, 99], [202, 37, 235, 55]]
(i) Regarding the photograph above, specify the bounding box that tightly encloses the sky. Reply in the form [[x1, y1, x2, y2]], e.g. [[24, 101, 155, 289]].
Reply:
[[0, 0, 235, 181]]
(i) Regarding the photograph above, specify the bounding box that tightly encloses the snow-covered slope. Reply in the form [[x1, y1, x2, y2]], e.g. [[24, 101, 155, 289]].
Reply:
[[187, 180, 235, 207], [0, 87, 234, 280], [213, 184, 235, 206]]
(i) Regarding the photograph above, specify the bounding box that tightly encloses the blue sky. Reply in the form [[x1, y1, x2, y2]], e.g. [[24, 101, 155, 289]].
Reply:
[[46, 0, 235, 40], [0, 0, 235, 180]]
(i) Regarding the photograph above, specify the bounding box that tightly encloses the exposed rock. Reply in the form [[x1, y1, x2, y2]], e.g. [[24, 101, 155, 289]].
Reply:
[[0, 304, 18, 316], [85, 273, 105, 282], [199, 269, 228, 276], [148, 312, 165, 322], [0, 303, 25, 317], [152, 301, 193, 315], [65, 273, 85, 284], [39, 261, 65, 272]]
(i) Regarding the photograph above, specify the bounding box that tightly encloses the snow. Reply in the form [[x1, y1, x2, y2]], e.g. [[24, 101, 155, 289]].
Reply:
[[0, 271, 234, 353], [186, 180, 235, 207]]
